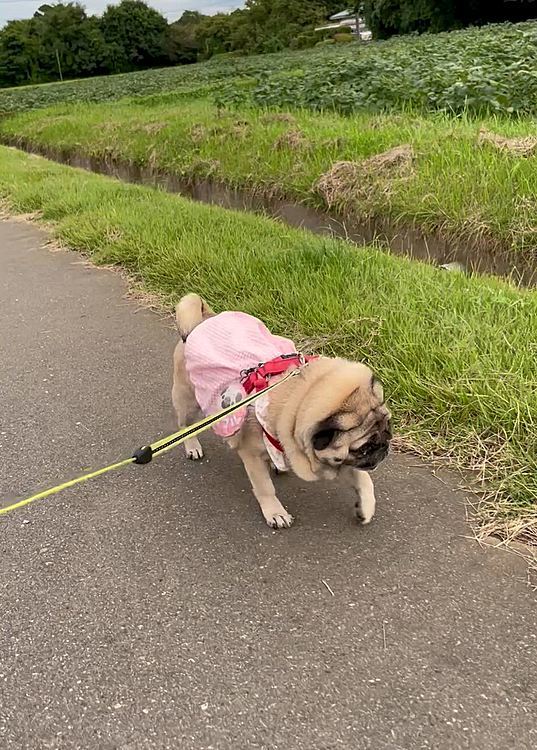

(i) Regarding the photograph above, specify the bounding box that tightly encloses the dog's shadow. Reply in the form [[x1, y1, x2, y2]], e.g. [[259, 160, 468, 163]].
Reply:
[[153, 435, 395, 540]]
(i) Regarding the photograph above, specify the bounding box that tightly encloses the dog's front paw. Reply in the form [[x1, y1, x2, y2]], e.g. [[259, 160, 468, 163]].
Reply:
[[256, 496, 294, 529], [354, 501, 374, 526], [265, 510, 294, 529], [185, 438, 204, 460]]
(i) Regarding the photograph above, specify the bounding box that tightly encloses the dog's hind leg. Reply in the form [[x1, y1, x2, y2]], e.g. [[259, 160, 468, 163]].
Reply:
[[172, 341, 204, 460]]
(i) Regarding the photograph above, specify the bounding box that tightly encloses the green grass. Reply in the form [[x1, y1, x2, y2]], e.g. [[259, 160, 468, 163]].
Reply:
[[1, 146, 535, 541], [3, 98, 537, 260]]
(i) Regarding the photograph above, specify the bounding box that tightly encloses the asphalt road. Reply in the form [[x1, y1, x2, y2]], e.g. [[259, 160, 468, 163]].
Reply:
[[0, 219, 535, 750]]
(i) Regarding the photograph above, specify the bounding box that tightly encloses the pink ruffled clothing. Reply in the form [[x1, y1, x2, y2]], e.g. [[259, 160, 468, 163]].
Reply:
[[184, 311, 296, 438]]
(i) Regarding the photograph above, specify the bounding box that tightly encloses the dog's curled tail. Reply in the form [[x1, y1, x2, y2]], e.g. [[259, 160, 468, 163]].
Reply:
[[175, 293, 214, 340]]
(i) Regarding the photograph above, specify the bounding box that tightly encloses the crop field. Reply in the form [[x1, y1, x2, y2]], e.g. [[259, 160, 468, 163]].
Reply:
[[2, 22, 537, 117], [222, 22, 537, 116], [0, 49, 309, 115]]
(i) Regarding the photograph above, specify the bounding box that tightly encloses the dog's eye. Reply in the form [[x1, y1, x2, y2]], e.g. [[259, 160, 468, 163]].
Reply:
[[313, 428, 336, 451]]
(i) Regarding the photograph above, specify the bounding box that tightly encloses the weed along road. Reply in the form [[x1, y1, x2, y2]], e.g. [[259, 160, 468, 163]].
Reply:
[[0, 219, 536, 749]]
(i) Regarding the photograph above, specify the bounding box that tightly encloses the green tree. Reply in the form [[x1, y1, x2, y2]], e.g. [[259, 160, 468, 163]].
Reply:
[[33, 3, 108, 81], [196, 13, 237, 58], [244, 0, 331, 52], [167, 10, 207, 64], [0, 19, 39, 86], [364, 0, 537, 38], [226, 10, 251, 54], [100, 0, 169, 73], [194, 0, 339, 58]]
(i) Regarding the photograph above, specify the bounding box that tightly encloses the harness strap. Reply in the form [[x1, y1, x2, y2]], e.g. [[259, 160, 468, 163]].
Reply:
[[241, 353, 317, 454], [261, 427, 284, 454], [242, 353, 316, 394]]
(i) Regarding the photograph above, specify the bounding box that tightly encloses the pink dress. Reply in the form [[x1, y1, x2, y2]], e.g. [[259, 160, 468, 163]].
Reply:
[[184, 311, 296, 438]]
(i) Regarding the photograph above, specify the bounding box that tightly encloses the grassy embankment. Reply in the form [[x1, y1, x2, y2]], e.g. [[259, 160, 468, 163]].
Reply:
[[3, 99, 537, 267], [3, 20, 537, 271], [0, 146, 535, 542]]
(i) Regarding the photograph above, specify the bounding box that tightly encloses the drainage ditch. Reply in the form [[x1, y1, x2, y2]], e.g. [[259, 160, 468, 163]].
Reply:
[[8, 140, 536, 288]]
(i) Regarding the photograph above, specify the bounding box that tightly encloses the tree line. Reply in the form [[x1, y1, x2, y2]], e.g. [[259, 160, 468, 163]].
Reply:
[[0, 0, 347, 88], [1, 1, 536, 89], [363, 1, 537, 38]]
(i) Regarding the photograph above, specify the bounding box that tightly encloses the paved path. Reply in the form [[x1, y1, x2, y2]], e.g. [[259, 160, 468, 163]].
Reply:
[[0, 220, 535, 750]]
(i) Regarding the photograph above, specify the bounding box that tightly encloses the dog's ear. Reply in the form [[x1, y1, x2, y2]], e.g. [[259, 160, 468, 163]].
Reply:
[[312, 417, 339, 451]]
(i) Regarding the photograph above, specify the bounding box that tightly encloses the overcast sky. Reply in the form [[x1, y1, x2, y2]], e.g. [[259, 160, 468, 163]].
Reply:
[[0, 0, 245, 27]]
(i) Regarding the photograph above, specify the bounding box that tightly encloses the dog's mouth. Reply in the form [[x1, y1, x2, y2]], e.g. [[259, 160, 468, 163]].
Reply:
[[346, 437, 390, 471], [353, 447, 389, 471]]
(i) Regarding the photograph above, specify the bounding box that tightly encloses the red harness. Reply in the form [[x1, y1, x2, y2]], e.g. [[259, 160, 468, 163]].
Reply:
[[241, 353, 317, 454]]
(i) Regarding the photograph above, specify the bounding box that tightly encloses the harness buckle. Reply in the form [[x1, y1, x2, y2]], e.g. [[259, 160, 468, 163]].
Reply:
[[240, 363, 262, 382]]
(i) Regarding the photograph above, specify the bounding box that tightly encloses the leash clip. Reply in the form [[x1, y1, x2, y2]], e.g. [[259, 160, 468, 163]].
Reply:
[[133, 445, 153, 464]]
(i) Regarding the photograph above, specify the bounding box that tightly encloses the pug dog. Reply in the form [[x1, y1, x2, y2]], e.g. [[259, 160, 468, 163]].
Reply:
[[172, 294, 391, 529]]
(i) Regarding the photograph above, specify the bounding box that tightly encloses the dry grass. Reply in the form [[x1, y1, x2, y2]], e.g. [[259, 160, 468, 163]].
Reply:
[[0, 205, 43, 222], [141, 122, 167, 135], [361, 144, 414, 171], [187, 157, 221, 179], [191, 119, 250, 144], [316, 146, 415, 212], [273, 129, 308, 150], [477, 128, 537, 157], [316, 161, 364, 209], [232, 121, 250, 139], [190, 124, 208, 144], [261, 112, 297, 124]]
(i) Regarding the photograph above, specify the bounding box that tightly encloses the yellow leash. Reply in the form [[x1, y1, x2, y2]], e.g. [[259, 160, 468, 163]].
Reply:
[[0, 458, 135, 516], [0, 369, 299, 517]]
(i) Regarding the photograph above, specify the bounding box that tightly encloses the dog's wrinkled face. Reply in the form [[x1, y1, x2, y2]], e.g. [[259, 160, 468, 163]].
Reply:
[[312, 375, 392, 472]]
